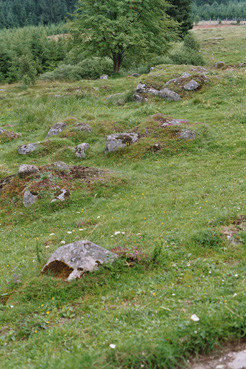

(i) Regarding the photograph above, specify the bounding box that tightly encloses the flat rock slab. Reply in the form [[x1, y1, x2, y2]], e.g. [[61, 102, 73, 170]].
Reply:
[[23, 190, 38, 208], [41, 240, 118, 281], [157, 88, 182, 101], [105, 132, 139, 153], [18, 143, 38, 155], [18, 164, 39, 178], [46, 122, 66, 138], [75, 143, 90, 158], [184, 80, 200, 91], [191, 349, 246, 369]]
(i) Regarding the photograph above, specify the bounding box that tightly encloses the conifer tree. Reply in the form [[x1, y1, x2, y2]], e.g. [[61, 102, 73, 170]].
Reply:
[[167, 0, 193, 37]]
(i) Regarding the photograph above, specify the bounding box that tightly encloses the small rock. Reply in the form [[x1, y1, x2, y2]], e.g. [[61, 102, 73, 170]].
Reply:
[[178, 130, 196, 140], [181, 72, 191, 78], [134, 93, 148, 103], [214, 37, 225, 40], [0, 129, 21, 140], [46, 122, 66, 138], [150, 67, 155, 72], [184, 80, 199, 91], [23, 190, 38, 208], [53, 161, 70, 171], [162, 119, 188, 128], [153, 143, 161, 152], [75, 122, 92, 133], [75, 143, 90, 158], [51, 188, 70, 202], [105, 132, 139, 153], [214, 61, 225, 68], [55, 94, 63, 98], [18, 143, 38, 155], [100, 74, 108, 80], [158, 88, 182, 101], [41, 240, 118, 281], [136, 83, 147, 93], [93, 87, 99, 91], [18, 164, 39, 178], [130, 73, 139, 77]]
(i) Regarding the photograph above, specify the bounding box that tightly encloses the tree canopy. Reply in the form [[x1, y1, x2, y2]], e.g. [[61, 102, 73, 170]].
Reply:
[[70, 0, 178, 73]]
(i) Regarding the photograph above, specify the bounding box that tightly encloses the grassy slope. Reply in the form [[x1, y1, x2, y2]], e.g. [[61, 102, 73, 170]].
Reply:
[[1, 27, 246, 368]]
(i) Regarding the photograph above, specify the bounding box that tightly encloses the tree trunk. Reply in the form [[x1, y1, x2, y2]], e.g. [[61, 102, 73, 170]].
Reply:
[[113, 54, 122, 74]]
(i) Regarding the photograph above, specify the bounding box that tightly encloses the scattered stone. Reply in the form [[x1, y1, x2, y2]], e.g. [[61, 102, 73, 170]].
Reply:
[[214, 61, 225, 68], [150, 67, 155, 72], [100, 74, 108, 80], [162, 118, 188, 128], [190, 66, 209, 74], [130, 73, 139, 77], [75, 143, 90, 158], [46, 122, 66, 138], [41, 240, 118, 281], [23, 190, 38, 208], [0, 175, 14, 191], [55, 94, 63, 98], [105, 132, 139, 153], [134, 93, 148, 103], [93, 87, 99, 91], [0, 128, 21, 140], [158, 88, 182, 101], [184, 80, 199, 91], [136, 83, 148, 93], [181, 72, 191, 78], [53, 161, 70, 171], [239, 62, 246, 67], [214, 37, 225, 40], [51, 188, 70, 203], [18, 143, 38, 155], [178, 129, 196, 140], [75, 122, 92, 133], [18, 164, 39, 178], [152, 143, 161, 152]]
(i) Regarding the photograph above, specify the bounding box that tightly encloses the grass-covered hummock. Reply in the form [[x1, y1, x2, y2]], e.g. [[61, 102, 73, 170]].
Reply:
[[1, 27, 246, 369]]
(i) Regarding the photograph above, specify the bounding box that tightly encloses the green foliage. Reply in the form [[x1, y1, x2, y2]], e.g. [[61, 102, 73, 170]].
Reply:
[[41, 57, 113, 81], [167, 0, 193, 37], [192, 0, 246, 21], [70, 0, 178, 73], [170, 33, 205, 65], [193, 229, 222, 249]]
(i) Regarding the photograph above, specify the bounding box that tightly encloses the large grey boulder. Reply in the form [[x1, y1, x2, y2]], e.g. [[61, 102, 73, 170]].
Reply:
[[23, 190, 38, 208], [184, 80, 199, 91], [41, 240, 118, 281], [75, 143, 90, 158], [75, 122, 92, 133], [105, 132, 139, 153], [46, 122, 66, 138], [158, 88, 182, 101], [53, 161, 70, 171], [178, 129, 196, 140], [18, 143, 38, 155], [18, 164, 39, 178]]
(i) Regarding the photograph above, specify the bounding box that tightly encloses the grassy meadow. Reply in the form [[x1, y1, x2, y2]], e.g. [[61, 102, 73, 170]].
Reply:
[[1, 26, 246, 368]]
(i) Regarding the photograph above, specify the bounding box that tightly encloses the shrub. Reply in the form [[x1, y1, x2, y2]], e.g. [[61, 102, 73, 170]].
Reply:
[[40, 57, 113, 81], [170, 33, 205, 66]]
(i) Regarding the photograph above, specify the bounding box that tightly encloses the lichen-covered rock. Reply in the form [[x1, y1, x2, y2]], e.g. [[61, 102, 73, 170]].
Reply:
[[18, 143, 38, 155], [158, 88, 182, 101], [46, 122, 66, 138], [0, 128, 21, 140], [178, 130, 196, 140], [18, 164, 39, 178], [23, 190, 38, 208], [75, 122, 92, 133], [105, 132, 139, 153], [53, 161, 70, 171], [134, 93, 148, 103], [181, 72, 191, 78], [75, 143, 90, 158], [41, 240, 118, 281], [214, 61, 225, 68], [100, 74, 108, 80], [184, 80, 199, 91]]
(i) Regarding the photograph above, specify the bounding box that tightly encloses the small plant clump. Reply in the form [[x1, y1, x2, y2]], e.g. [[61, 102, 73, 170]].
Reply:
[[111, 246, 148, 264]]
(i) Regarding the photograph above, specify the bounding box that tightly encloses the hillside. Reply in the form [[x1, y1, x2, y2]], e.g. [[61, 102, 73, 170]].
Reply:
[[1, 27, 246, 368]]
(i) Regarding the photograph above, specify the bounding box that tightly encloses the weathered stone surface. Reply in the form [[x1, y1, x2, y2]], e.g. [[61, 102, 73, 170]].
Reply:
[[46, 122, 66, 138], [0, 175, 14, 191], [158, 88, 182, 101], [214, 61, 225, 68], [134, 93, 148, 103], [18, 164, 39, 178], [18, 143, 38, 155], [178, 129, 196, 140], [0, 128, 21, 140], [136, 83, 148, 93], [162, 118, 188, 128], [181, 72, 191, 78], [190, 66, 209, 74], [51, 188, 70, 203], [150, 67, 155, 72], [100, 74, 108, 80], [105, 132, 139, 153], [23, 190, 38, 208], [130, 73, 139, 77], [53, 161, 70, 171], [55, 94, 62, 98], [75, 122, 92, 133], [41, 240, 118, 281], [75, 143, 90, 158], [184, 80, 199, 91]]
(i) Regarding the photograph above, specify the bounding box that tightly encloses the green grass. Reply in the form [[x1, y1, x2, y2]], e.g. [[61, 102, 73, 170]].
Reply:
[[1, 27, 246, 368]]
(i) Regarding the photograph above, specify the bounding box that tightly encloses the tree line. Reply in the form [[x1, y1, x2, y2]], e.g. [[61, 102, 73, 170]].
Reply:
[[192, 0, 246, 21], [0, 0, 77, 29]]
